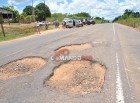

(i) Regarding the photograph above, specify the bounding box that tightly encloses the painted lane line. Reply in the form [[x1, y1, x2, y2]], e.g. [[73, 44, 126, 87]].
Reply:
[[113, 24, 125, 103], [113, 23, 116, 41], [113, 23, 116, 36], [113, 23, 134, 102], [116, 53, 125, 103]]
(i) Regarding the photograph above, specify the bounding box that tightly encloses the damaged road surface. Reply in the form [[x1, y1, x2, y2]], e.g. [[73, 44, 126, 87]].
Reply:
[[45, 60, 106, 95], [0, 57, 46, 80], [0, 23, 140, 103]]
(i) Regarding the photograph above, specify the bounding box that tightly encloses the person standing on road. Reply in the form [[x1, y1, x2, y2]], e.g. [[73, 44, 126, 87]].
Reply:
[[45, 20, 48, 30], [62, 20, 66, 29], [73, 19, 75, 28], [35, 19, 41, 34], [53, 19, 57, 29], [57, 20, 60, 29], [83, 18, 85, 25]]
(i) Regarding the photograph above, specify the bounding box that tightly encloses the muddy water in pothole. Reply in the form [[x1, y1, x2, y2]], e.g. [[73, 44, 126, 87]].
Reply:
[[45, 60, 106, 95], [0, 57, 46, 80]]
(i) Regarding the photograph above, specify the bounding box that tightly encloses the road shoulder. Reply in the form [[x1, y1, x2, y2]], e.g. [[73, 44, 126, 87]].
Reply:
[[116, 23, 140, 33], [0, 28, 63, 45]]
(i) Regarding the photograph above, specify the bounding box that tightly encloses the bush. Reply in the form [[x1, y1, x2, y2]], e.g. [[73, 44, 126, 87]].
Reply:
[[117, 18, 140, 28]]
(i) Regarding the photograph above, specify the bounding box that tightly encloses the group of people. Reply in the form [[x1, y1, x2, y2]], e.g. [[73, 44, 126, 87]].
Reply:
[[35, 19, 76, 34], [35, 19, 61, 34]]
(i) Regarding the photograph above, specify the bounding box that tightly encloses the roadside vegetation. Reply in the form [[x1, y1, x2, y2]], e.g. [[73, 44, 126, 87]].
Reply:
[[113, 9, 140, 28], [0, 3, 52, 41], [94, 17, 109, 24], [47, 12, 91, 22], [0, 3, 109, 41], [0, 23, 53, 41]]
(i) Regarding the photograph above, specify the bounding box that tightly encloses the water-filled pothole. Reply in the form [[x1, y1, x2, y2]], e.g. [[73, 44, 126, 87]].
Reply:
[[45, 60, 106, 95], [0, 57, 46, 80]]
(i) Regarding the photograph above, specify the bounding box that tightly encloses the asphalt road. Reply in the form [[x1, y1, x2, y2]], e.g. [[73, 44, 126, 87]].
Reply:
[[0, 23, 140, 103]]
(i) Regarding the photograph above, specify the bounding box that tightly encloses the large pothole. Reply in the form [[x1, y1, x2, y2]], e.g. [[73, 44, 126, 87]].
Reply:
[[45, 60, 106, 95], [0, 57, 46, 80], [55, 43, 92, 52]]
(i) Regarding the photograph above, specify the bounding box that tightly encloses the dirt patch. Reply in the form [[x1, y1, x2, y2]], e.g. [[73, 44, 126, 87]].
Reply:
[[0, 57, 46, 80], [45, 60, 106, 95], [55, 43, 92, 52], [134, 27, 140, 32], [119, 23, 140, 32]]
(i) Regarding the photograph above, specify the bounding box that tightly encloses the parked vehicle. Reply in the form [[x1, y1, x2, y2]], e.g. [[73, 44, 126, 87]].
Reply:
[[83, 18, 95, 25], [75, 20, 83, 27], [78, 20, 83, 27], [82, 18, 87, 25], [63, 18, 83, 28], [65, 19, 73, 28], [86, 18, 95, 25], [39, 21, 50, 26]]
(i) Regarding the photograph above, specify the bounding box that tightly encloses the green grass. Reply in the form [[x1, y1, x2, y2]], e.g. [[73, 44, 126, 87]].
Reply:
[[47, 17, 64, 22], [0, 33, 32, 41], [94, 19, 102, 24], [0, 23, 54, 42], [116, 18, 140, 28]]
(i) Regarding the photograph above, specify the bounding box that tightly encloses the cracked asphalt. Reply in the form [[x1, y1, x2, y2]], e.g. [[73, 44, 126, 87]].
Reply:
[[0, 23, 140, 103]]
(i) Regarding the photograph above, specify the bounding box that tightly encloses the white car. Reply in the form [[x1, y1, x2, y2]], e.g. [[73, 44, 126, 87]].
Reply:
[[65, 20, 73, 28], [39, 21, 50, 26], [77, 20, 83, 27], [74, 20, 83, 27]]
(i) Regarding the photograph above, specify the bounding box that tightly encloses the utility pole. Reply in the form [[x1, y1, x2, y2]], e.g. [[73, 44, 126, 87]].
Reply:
[[32, 0, 35, 21], [44, 0, 46, 21], [0, 12, 5, 37]]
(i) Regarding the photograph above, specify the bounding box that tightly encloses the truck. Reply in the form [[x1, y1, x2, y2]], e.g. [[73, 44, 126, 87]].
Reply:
[[83, 18, 95, 25]]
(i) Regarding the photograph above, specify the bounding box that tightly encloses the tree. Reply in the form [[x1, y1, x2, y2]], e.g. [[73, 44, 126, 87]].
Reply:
[[129, 13, 134, 18], [23, 6, 33, 15], [133, 12, 140, 18], [20, 14, 25, 23], [35, 3, 51, 21], [51, 13, 64, 18], [113, 9, 140, 22], [2, 6, 11, 11], [113, 16, 121, 22], [51, 13, 66, 21], [121, 14, 128, 19], [74, 12, 90, 17], [124, 9, 133, 16], [95, 17, 102, 20]]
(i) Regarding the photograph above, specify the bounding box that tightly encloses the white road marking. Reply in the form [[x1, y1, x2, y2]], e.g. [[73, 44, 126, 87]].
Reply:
[[113, 24, 116, 41], [116, 53, 125, 103], [113, 23, 134, 103], [113, 24, 116, 36], [113, 24, 125, 103]]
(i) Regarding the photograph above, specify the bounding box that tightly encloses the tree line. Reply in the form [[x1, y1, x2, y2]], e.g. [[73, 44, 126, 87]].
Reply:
[[113, 9, 140, 22], [2, 3, 109, 24], [2, 3, 51, 23]]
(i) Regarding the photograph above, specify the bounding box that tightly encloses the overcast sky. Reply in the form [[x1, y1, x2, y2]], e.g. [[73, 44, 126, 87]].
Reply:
[[0, 0, 140, 20]]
